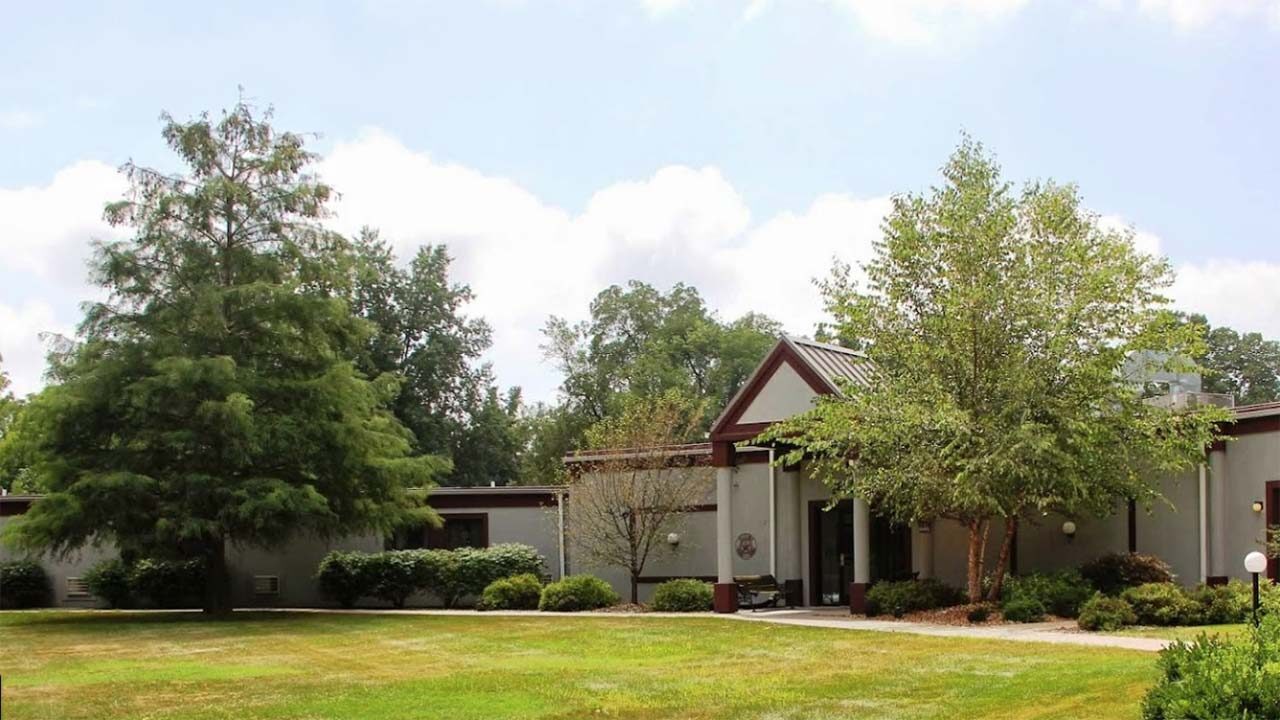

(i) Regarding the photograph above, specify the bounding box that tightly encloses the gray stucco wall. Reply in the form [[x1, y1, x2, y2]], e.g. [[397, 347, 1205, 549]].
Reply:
[[1223, 432, 1280, 580]]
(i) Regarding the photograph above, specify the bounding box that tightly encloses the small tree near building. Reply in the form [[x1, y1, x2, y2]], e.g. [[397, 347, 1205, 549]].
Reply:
[[763, 137, 1228, 603], [564, 392, 710, 604]]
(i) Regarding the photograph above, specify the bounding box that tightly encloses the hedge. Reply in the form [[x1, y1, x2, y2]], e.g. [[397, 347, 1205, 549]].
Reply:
[[538, 575, 619, 611], [864, 579, 965, 618], [650, 579, 713, 612], [314, 544, 546, 608], [1079, 552, 1173, 596], [1142, 616, 1280, 718], [0, 560, 52, 609], [477, 574, 543, 610]]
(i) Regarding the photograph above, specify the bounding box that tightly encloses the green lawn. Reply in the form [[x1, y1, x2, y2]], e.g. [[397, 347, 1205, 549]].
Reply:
[[0, 611, 1157, 720]]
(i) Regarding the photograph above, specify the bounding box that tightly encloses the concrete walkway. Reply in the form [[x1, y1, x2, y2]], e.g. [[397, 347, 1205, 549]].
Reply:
[[240, 606, 1169, 652], [727, 608, 1170, 652]]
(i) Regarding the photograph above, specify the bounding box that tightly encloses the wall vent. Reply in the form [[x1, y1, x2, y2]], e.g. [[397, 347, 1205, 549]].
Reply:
[[66, 577, 90, 598], [253, 575, 281, 596]]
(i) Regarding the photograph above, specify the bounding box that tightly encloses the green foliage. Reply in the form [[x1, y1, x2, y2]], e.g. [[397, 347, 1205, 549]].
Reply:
[[315, 552, 370, 609], [542, 281, 781, 470], [538, 575, 619, 612], [864, 579, 966, 618], [476, 573, 544, 611], [364, 551, 431, 609], [0, 101, 446, 614], [966, 604, 992, 623], [1080, 553, 1174, 596], [315, 544, 546, 609], [1141, 616, 1280, 719], [1003, 571, 1093, 618], [1182, 312, 1280, 405], [1001, 596, 1047, 623], [650, 579, 713, 612], [761, 138, 1229, 603], [350, 233, 521, 486], [83, 558, 135, 609], [1121, 583, 1203, 626], [1185, 581, 1251, 625], [1077, 594, 1138, 631], [0, 560, 51, 609], [129, 558, 206, 609]]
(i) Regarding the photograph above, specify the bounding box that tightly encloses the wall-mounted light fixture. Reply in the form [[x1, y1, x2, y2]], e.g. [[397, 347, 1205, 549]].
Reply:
[[666, 532, 681, 548], [1252, 500, 1265, 514], [1061, 520, 1077, 543]]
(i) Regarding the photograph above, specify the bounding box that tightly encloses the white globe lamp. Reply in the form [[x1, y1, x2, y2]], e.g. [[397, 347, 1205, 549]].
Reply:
[[1244, 551, 1268, 625]]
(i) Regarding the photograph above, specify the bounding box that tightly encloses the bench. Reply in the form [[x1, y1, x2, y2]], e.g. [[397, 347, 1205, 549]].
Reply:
[[734, 574, 788, 611]]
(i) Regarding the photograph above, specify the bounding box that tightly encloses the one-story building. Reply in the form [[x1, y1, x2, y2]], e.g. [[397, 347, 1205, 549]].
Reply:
[[3, 336, 1277, 612]]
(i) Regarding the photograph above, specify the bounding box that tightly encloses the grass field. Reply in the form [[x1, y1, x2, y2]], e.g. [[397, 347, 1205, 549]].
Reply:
[[0, 611, 1157, 720], [1113, 622, 1249, 642]]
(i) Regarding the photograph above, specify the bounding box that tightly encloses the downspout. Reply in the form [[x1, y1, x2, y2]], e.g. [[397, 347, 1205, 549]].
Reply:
[[769, 448, 777, 579], [557, 490, 567, 579], [1198, 462, 1208, 583]]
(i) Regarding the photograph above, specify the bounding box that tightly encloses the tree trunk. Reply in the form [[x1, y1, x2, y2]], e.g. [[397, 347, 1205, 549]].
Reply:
[[630, 572, 639, 605], [965, 519, 990, 603], [985, 516, 1018, 603], [203, 536, 233, 616]]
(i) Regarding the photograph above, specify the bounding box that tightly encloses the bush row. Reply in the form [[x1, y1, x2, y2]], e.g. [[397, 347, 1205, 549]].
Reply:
[[1076, 580, 1280, 631], [0, 560, 53, 609], [316, 544, 546, 608], [865, 578, 966, 618], [83, 558, 207, 609]]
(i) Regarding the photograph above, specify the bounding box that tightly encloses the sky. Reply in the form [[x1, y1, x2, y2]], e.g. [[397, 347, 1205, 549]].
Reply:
[[2, 0, 1279, 403]]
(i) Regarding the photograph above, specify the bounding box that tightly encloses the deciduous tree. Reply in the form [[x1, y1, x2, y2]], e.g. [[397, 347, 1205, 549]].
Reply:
[[762, 138, 1228, 602]]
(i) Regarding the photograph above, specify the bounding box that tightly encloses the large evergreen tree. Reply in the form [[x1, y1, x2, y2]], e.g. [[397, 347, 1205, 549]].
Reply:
[[1, 103, 445, 613]]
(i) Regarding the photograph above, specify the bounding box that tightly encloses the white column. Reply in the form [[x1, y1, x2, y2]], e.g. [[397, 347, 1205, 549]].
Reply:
[[1208, 449, 1228, 578], [716, 466, 734, 584], [775, 469, 803, 581], [852, 497, 870, 585]]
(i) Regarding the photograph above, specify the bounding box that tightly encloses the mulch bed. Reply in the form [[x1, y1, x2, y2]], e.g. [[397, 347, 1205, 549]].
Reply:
[[889, 604, 1068, 626]]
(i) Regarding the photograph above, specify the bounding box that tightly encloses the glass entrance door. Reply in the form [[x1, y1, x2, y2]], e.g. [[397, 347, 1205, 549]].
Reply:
[[809, 500, 852, 606]]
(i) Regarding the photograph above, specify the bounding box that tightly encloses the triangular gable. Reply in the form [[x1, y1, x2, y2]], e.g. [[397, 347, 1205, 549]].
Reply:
[[709, 338, 836, 443]]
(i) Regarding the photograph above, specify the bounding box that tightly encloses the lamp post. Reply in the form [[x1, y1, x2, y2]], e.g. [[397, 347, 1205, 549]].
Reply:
[[1244, 551, 1268, 626]]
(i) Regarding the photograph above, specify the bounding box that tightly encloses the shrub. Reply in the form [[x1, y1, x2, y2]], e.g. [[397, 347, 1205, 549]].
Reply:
[[0, 560, 52, 609], [1186, 581, 1251, 625], [864, 579, 965, 618], [1121, 583, 1202, 626], [1077, 594, 1138, 631], [83, 558, 134, 608], [432, 544, 545, 608], [477, 573, 543, 611], [539, 575, 619, 612], [1002, 570, 1093, 618], [1001, 596, 1046, 623], [316, 552, 370, 608], [966, 604, 992, 623], [651, 579, 713, 612], [364, 551, 429, 608], [1141, 616, 1280, 719], [1079, 552, 1173, 596], [129, 558, 205, 608]]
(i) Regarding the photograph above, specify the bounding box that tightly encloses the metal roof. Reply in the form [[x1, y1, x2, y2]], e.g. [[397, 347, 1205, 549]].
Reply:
[[783, 336, 876, 395]]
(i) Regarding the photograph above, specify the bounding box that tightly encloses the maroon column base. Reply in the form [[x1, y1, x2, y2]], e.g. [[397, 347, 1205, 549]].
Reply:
[[714, 583, 739, 613], [849, 582, 867, 615]]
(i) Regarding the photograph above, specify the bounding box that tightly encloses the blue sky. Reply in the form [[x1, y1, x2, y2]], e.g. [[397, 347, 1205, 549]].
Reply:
[[2, 0, 1279, 401]]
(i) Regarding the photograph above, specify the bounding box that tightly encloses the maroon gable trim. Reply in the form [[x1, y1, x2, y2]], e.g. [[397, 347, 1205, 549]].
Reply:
[[709, 340, 835, 444]]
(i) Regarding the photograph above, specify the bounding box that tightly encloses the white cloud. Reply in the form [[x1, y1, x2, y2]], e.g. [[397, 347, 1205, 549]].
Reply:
[[6, 132, 1278, 406], [640, 0, 692, 18], [819, 0, 1029, 44], [0, 110, 42, 130], [1129, 0, 1280, 30]]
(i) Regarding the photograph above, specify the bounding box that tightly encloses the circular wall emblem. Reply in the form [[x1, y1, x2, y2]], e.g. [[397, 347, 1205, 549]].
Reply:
[[735, 532, 757, 559]]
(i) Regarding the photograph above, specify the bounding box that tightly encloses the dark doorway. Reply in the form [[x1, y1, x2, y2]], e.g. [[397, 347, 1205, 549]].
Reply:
[[808, 500, 913, 605], [1268, 481, 1280, 582]]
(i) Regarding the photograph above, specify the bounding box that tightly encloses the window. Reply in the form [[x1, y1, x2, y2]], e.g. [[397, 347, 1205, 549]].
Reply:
[[429, 513, 489, 550], [385, 513, 490, 550]]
